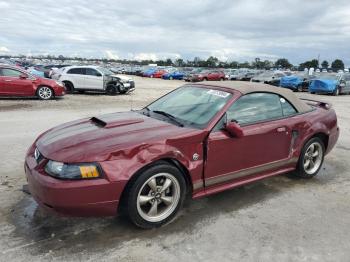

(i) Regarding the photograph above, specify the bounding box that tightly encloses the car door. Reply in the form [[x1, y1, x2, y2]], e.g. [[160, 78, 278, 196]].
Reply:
[[66, 68, 86, 89], [0, 68, 33, 96], [84, 68, 103, 90], [205, 92, 293, 187]]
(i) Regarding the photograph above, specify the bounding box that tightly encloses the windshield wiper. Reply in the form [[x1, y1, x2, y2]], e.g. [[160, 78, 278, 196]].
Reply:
[[152, 110, 184, 127]]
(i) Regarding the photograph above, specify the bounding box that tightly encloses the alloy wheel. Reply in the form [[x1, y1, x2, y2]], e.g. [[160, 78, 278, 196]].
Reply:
[[136, 173, 180, 223], [38, 87, 52, 99], [303, 142, 323, 175]]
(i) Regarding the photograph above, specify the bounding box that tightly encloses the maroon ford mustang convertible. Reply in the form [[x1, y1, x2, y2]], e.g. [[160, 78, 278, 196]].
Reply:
[[25, 82, 339, 228]]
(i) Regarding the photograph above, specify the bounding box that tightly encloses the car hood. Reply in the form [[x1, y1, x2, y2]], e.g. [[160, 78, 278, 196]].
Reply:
[[111, 74, 132, 81], [36, 111, 205, 163]]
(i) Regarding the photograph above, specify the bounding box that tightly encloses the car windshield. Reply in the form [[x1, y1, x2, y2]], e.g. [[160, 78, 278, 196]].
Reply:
[[97, 67, 113, 75], [145, 86, 232, 129]]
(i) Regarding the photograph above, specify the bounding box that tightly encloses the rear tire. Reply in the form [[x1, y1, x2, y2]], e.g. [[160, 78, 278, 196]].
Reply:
[[126, 163, 186, 229], [294, 137, 325, 178]]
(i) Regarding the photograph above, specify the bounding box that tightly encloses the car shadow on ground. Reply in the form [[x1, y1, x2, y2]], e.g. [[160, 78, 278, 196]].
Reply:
[[7, 163, 341, 257]]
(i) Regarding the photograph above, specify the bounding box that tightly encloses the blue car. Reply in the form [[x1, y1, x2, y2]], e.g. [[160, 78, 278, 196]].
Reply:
[[142, 68, 157, 77], [280, 73, 312, 92], [309, 73, 350, 96], [280, 75, 303, 91], [27, 67, 45, 78], [162, 71, 185, 80]]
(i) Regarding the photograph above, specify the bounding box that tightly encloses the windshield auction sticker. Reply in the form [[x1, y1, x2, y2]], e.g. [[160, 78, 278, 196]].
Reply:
[[207, 89, 230, 98]]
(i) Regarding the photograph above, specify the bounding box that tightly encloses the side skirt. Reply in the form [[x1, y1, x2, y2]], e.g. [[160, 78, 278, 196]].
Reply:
[[192, 167, 295, 199]]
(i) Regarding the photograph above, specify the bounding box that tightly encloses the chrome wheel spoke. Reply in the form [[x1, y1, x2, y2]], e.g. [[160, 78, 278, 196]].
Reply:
[[312, 150, 319, 157], [304, 159, 310, 169], [161, 178, 172, 192], [161, 196, 173, 205], [138, 195, 153, 205], [309, 160, 315, 168], [147, 201, 158, 216], [308, 144, 315, 154], [136, 172, 181, 223], [147, 178, 157, 192]]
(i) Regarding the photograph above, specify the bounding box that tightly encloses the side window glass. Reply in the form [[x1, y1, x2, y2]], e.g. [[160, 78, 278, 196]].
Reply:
[[226, 93, 283, 125], [1, 68, 22, 77], [280, 97, 297, 116], [67, 68, 84, 75], [86, 68, 100, 76]]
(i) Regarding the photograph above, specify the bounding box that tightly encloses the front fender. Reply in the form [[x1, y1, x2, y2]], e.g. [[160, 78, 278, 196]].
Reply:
[[99, 143, 204, 190]]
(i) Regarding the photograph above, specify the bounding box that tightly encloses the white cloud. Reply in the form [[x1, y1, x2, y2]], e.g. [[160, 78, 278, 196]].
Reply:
[[133, 53, 158, 61], [105, 50, 119, 60], [0, 46, 9, 53], [0, 0, 350, 64]]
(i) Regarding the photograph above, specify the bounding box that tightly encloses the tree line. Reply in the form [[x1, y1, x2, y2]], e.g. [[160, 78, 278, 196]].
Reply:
[[0, 54, 346, 71]]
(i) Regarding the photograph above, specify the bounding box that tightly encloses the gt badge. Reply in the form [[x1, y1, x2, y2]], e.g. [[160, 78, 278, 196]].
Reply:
[[192, 153, 199, 161]]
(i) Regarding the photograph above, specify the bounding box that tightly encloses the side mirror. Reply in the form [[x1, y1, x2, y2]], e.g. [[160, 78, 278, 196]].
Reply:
[[225, 120, 244, 138], [19, 73, 28, 79]]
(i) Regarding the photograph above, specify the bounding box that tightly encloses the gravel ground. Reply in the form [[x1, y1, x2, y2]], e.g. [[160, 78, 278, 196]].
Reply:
[[0, 77, 349, 261]]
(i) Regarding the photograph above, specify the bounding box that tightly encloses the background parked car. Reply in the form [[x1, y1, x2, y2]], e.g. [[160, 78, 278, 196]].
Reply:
[[162, 70, 185, 80], [202, 70, 226, 81], [142, 68, 157, 77], [280, 72, 312, 92], [150, 69, 168, 78], [251, 71, 286, 86], [59, 66, 135, 95], [309, 73, 350, 95], [0, 64, 65, 99]]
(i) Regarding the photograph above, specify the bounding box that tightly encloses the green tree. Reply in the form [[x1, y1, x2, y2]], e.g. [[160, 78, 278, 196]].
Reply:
[[321, 60, 329, 69], [331, 59, 344, 71], [165, 58, 173, 66], [175, 58, 185, 67], [274, 58, 292, 69], [299, 59, 319, 70], [206, 56, 219, 67]]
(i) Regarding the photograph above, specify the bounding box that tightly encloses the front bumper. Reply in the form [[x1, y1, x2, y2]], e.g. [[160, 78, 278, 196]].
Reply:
[[24, 153, 122, 217]]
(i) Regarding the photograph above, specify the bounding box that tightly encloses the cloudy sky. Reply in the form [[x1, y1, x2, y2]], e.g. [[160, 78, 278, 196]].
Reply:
[[0, 0, 350, 65]]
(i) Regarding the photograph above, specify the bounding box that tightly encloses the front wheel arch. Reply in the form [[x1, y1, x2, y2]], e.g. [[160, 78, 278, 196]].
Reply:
[[117, 158, 192, 215]]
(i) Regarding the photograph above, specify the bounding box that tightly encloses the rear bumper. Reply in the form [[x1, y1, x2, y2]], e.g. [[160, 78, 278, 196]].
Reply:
[[24, 155, 122, 217]]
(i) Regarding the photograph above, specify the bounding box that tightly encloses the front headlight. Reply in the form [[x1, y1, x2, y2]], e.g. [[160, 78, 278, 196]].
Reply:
[[45, 160, 101, 180]]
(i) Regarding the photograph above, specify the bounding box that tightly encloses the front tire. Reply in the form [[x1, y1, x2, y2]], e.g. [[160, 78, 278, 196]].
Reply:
[[126, 163, 186, 229], [294, 137, 325, 178], [36, 86, 54, 100], [106, 84, 117, 95]]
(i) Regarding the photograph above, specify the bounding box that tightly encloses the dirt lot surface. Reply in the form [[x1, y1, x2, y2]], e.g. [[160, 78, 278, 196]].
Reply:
[[0, 77, 349, 261]]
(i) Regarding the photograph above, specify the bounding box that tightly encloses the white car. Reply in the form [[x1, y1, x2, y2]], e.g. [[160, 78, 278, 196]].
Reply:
[[58, 66, 135, 95]]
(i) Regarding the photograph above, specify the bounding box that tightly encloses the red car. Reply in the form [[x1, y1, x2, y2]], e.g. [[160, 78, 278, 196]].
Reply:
[[202, 70, 226, 81], [187, 70, 226, 82], [25, 82, 339, 228], [0, 64, 65, 99], [150, 69, 168, 78]]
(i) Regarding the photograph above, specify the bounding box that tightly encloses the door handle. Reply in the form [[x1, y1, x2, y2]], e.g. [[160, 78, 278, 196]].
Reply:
[[277, 127, 286, 132]]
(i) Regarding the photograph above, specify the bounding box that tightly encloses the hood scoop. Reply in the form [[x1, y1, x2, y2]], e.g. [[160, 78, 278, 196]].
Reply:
[[90, 116, 144, 128]]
